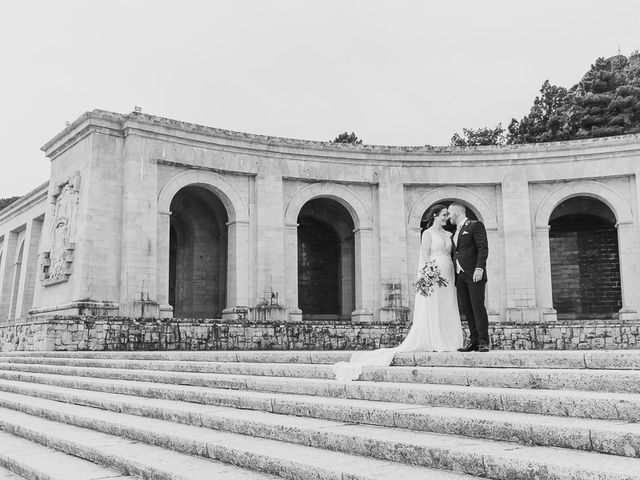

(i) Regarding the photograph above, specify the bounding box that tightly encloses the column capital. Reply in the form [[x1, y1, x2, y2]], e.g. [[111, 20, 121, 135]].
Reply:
[[226, 219, 250, 227], [615, 220, 633, 229]]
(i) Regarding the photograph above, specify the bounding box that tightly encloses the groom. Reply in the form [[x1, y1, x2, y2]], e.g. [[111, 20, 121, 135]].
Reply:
[[448, 203, 490, 352]]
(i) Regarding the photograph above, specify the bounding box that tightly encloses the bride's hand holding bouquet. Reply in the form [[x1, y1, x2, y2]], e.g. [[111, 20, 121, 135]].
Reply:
[[413, 260, 448, 297]]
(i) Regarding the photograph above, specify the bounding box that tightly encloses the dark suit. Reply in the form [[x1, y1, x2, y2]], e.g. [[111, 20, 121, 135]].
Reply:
[[453, 219, 489, 347]]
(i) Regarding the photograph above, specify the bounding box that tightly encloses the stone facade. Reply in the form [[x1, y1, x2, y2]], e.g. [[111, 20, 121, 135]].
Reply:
[[1, 109, 640, 350], [0, 317, 637, 352]]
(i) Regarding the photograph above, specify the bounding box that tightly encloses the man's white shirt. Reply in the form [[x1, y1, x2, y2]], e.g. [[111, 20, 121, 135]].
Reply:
[[453, 217, 467, 274]]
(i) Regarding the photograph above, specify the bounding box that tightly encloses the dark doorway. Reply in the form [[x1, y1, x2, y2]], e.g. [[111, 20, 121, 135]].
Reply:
[[298, 198, 355, 320], [169, 186, 228, 318], [549, 196, 622, 318]]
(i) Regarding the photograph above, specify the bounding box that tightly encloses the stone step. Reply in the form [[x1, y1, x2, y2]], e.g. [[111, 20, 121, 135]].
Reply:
[[4, 349, 640, 369], [0, 466, 25, 480], [1, 366, 639, 424], [0, 401, 479, 480], [0, 377, 638, 458], [0, 390, 639, 480], [0, 429, 133, 480], [0, 406, 281, 480], [0, 356, 336, 379], [2, 362, 640, 419], [0, 359, 637, 398], [0, 466, 26, 480], [2, 356, 639, 392]]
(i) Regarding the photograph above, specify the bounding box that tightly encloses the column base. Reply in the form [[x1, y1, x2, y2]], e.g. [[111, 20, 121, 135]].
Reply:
[[119, 301, 160, 318], [504, 307, 543, 324], [222, 307, 249, 321], [351, 309, 374, 323], [251, 305, 287, 322], [542, 308, 558, 322], [619, 308, 638, 321], [29, 301, 120, 317], [379, 307, 410, 324], [287, 308, 302, 322], [159, 304, 173, 319]]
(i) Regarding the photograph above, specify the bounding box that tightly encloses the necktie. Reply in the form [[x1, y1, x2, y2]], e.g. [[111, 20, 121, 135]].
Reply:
[[454, 224, 462, 245], [454, 224, 464, 273]]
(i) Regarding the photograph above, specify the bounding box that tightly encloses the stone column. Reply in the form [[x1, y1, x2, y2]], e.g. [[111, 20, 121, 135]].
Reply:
[[340, 240, 356, 317], [405, 226, 421, 314], [222, 219, 251, 320], [156, 210, 172, 318], [283, 222, 302, 321], [501, 169, 541, 322], [251, 169, 286, 321], [485, 226, 503, 322], [617, 221, 639, 319], [118, 137, 159, 317], [378, 168, 409, 323], [621, 168, 640, 320], [353, 226, 374, 321], [532, 225, 557, 321], [0, 231, 19, 322], [7, 239, 24, 321], [16, 218, 44, 319]]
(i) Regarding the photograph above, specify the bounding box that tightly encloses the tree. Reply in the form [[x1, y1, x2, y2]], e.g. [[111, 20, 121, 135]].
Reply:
[[507, 80, 570, 144], [332, 131, 363, 144], [565, 55, 640, 139], [450, 124, 506, 147], [508, 54, 640, 143], [450, 52, 640, 146], [0, 196, 19, 211]]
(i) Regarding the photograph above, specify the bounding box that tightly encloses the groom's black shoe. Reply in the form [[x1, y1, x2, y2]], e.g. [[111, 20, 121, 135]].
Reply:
[[477, 344, 490, 353], [457, 343, 478, 352]]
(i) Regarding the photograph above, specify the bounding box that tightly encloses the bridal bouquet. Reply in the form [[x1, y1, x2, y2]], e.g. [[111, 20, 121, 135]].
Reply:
[[413, 260, 448, 297]]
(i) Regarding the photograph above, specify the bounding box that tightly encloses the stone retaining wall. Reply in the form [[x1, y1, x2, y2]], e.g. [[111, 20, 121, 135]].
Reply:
[[0, 316, 639, 351]]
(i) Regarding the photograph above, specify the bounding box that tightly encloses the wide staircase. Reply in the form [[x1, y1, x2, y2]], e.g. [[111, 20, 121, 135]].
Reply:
[[0, 350, 638, 479]]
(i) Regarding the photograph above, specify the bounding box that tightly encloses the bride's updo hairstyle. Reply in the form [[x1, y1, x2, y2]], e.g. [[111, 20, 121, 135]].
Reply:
[[421, 204, 448, 232]]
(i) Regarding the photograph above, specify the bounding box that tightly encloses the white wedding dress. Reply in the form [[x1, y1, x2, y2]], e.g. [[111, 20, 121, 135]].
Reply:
[[332, 229, 463, 381]]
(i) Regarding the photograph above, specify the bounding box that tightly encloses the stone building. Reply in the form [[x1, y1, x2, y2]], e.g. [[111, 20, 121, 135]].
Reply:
[[0, 109, 639, 350]]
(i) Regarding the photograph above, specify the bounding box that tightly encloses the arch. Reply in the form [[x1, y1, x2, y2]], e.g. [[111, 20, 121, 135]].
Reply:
[[284, 182, 373, 230], [157, 170, 248, 223], [535, 180, 633, 229], [548, 196, 622, 317], [297, 198, 356, 318], [169, 186, 228, 318], [408, 186, 498, 230]]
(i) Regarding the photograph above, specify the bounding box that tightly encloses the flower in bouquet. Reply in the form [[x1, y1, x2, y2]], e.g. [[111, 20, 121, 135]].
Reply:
[[413, 260, 449, 297]]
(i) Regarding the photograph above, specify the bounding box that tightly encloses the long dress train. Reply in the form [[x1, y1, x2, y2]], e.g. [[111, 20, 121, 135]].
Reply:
[[332, 229, 463, 381]]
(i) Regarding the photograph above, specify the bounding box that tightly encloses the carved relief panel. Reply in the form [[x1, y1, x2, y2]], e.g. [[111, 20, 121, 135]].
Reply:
[[42, 173, 80, 285]]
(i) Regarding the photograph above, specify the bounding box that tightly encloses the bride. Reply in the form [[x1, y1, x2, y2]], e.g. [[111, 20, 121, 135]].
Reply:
[[332, 204, 463, 381]]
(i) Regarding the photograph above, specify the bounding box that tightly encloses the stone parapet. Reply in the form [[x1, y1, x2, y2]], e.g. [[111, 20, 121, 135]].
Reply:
[[0, 316, 638, 352]]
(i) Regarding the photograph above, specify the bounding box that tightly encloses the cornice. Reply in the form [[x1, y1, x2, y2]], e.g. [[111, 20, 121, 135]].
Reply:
[[0, 182, 49, 224], [41, 109, 640, 165]]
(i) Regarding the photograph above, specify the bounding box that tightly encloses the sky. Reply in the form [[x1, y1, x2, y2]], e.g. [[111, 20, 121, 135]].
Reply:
[[1, 0, 639, 197]]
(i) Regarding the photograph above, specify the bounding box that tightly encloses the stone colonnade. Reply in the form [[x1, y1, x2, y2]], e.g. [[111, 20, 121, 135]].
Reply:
[[0, 110, 638, 327], [151, 150, 639, 324]]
